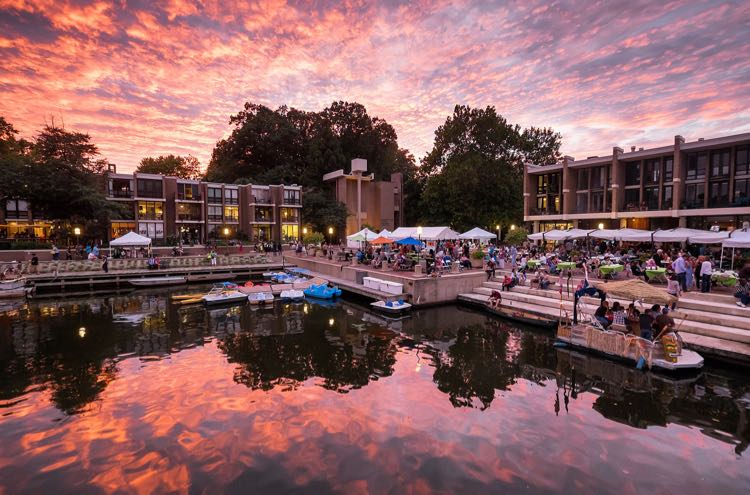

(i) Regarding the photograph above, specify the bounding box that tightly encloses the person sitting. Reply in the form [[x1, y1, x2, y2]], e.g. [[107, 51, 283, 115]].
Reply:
[[502, 274, 514, 292], [625, 304, 640, 335], [611, 301, 626, 326], [735, 278, 750, 308], [459, 255, 471, 270], [594, 301, 611, 329], [488, 289, 502, 309]]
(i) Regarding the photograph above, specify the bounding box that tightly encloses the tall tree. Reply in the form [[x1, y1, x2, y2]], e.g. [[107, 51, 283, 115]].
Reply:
[[418, 105, 561, 231], [137, 154, 202, 179]]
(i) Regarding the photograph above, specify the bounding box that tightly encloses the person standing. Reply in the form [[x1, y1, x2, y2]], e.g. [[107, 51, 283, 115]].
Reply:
[[486, 258, 496, 281], [672, 252, 687, 292], [30, 253, 39, 274], [102, 256, 109, 273], [700, 256, 713, 293]]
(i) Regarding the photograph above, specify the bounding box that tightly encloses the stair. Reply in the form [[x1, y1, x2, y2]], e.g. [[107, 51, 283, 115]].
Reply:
[[461, 277, 750, 362]]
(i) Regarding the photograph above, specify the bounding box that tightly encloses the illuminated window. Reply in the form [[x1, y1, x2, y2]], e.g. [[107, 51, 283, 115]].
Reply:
[[224, 206, 239, 222], [282, 224, 299, 242], [137, 201, 163, 220]]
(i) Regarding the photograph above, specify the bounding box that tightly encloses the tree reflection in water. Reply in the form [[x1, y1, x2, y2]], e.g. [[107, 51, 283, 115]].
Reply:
[[218, 303, 398, 393]]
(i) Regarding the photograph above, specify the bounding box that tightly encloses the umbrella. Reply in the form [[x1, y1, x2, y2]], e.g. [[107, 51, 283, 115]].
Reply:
[[395, 236, 423, 246], [370, 236, 394, 245]]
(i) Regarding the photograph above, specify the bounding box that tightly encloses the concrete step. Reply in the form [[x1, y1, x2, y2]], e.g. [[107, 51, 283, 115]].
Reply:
[[460, 291, 750, 362], [484, 279, 750, 320], [493, 269, 739, 305], [474, 287, 750, 344]]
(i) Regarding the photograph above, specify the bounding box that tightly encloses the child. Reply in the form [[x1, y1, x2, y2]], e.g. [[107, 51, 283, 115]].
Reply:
[[666, 274, 681, 310]]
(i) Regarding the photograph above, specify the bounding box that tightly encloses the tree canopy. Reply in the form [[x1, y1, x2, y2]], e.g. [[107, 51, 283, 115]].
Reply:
[[0, 116, 124, 241], [417, 105, 561, 231], [137, 154, 202, 179]]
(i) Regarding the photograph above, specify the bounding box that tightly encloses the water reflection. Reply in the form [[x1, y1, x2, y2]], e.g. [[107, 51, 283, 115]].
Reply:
[[0, 291, 749, 493]]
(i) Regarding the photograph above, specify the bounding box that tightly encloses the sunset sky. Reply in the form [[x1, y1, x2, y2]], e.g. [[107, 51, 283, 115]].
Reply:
[[1, 0, 749, 172]]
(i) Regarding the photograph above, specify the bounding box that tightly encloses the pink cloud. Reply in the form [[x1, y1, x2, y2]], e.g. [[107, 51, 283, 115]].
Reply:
[[0, 0, 748, 172]]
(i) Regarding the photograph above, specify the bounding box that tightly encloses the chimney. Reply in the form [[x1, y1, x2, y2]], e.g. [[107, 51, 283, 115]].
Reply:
[[613, 146, 623, 155], [639, 147, 644, 151], [630, 146, 636, 152]]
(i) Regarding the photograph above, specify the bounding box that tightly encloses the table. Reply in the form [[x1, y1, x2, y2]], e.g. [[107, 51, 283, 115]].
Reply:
[[599, 264, 624, 278], [645, 267, 667, 283], [712, 271, 738, 287], [557, 261, 576, 271], [526, 259, 541, 269]]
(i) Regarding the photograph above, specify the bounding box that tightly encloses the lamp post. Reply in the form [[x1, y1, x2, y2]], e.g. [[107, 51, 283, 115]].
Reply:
[[328, 226, 334, 245], [511, 224, 516, 231], [496, 224, 500, 243], [223, 227, 230, 253], [73, 227, 81, 248]]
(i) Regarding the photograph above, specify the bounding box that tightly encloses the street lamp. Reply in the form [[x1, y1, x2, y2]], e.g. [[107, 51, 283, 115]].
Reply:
[[73, 227, 81, 247], [511, 224, 516, 231], [328, 226, 334, 244], [598, 223, 604, 230], [223, 227, 229, 253], [496, 224, 500, 243]]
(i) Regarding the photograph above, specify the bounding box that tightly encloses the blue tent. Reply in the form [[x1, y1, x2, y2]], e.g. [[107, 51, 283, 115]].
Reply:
[[396, 236, 423, 246]]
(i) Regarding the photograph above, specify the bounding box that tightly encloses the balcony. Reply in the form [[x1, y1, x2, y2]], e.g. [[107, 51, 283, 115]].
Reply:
[[681, 201, 705, 210], [208, 214, 223, 222], [252, 195, 272, 205], [224, 198, 239, 205], [177, 193, 202, 201], [282, 198, 301, 205], [529, 207, 561, 216], [108, 189, 134, 199], [177, 215, 202, 222]]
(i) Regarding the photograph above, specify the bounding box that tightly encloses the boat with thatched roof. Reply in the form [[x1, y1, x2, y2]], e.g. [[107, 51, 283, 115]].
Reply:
[[556, 278, 704, 372]]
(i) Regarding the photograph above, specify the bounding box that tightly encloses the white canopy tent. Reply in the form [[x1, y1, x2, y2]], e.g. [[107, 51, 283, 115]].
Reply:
[[346, 228, 378, 248], [378, 229, 393, 238], [612, 229, 654, 242], [458, 227, 497, 240], [687, 231, 730, 244], [563, 228, 596, 240], [527, 229, 568, 241], [652, 228, 707, 243], [110, 231, 152, 247], [390, 226, 461, 241], [723, 230, 750, 248]]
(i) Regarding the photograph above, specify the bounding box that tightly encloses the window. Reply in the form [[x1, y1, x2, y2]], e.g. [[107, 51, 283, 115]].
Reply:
[[590, 167, 605, 189], [684, 183, 705, 208], [625, 162, 640, 186], [281, 207, 299, 222], [552, 195, 560, 214], [686, 152, 707, 180], [252, 188, 271, 204], [644, 159, 660, 184], [224, 206, 239, 222], [177, 203, 201, 221], [577, 169, 589, 189], [734, 179, 749, 206], [536, 196, 547, 212], [207, 187, 222, 204], [590, 191, 604, 212], [224, 188, 238, 205], [137, 201, 163, 220], [283, 189, 301, 204], [137, 179, 163, 198], [252, 226, 269, 241], [736, 145, 750, 176], [576, 192, 587, 212], [109, 178, 133, 198], [208, 205, 222, 221], [177, 183, 201, 200], [536, 175, 548, 194], [254, 207, 273, 222], [5, 199, 28, 218], [710, 149, 730, 177], [661, 185, 673, 209], [547, 173, 560, 194], [710, 181, 729, 206], [282, 224, 299, 242], [624, 188, 640, 209], [663, 157, 673, 182], [111, 222, 136, 239], [138, 222, 164, 239], [644, 186, 659, 209]]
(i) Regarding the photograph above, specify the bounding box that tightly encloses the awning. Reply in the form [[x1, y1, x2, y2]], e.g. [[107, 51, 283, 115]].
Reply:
[[110, 231, 152, 247], [723, 230, 750, 248], [458, 227, 496, 240], [390, 226, 461, 241]]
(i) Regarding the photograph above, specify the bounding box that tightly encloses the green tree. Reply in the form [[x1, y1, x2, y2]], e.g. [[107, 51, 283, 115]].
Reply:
[[301, 188, 348, 240], [136, 154, 202, 179], [504, 227, 528, 245], [418, 105, 561, 230]]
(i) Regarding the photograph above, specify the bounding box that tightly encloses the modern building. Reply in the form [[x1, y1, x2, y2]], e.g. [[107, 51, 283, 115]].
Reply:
[[105, 166, 302, 244], [323, 158, 403, 236], [0, 199, 52, 245], [524, 133, 750, 233]]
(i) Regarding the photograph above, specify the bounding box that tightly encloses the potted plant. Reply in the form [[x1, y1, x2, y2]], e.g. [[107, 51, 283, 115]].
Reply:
[[471, 249, 485, 268]]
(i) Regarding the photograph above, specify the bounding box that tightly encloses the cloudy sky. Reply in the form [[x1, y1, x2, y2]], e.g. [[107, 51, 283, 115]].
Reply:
[[1, 0, 749, 171]]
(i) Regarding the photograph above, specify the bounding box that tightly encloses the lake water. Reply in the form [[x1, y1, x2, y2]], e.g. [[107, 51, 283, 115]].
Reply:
[[0, 290, 749, 494]]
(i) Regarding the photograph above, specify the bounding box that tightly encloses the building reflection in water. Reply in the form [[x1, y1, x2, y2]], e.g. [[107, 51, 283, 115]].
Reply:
[[0, 291, 748, 455]]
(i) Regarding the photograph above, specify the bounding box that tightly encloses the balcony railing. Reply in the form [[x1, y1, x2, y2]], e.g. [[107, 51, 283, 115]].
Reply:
[[208, 214, 223, 221], [108, 189, 133, 198], [177, 215, 202, 222], [529, 208, 561, 216], [252, 196, 272, 204], [4, 210, 28, 218], [681, 201, 705, 209], [282, 197, 301, 205], [177, 193, 202, 201], [224, 198, 239, 205]]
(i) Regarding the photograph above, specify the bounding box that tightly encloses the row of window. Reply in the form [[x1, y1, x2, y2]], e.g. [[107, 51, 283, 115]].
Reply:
[[625, 157, 674, 186], [207, 187, 239, 204]]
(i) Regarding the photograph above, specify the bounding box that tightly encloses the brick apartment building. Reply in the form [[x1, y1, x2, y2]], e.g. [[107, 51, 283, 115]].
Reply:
[[104, 167, 302, 245], [524, 133, 750, 233]]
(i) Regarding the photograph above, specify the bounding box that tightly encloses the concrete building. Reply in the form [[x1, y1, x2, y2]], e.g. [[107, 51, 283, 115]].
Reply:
[[105, 167, 302, 244], [323, 158, 403, 236], [524, 133, 750, 233]]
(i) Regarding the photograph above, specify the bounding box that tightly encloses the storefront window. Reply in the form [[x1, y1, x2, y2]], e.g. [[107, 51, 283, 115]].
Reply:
[[282, 224, 299, 242]]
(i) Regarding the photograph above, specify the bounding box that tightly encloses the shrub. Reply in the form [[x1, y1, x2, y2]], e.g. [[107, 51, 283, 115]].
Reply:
[[504, 227, 528, 245], [471, 249, 485, 260], [303, 232, 325, 246]]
